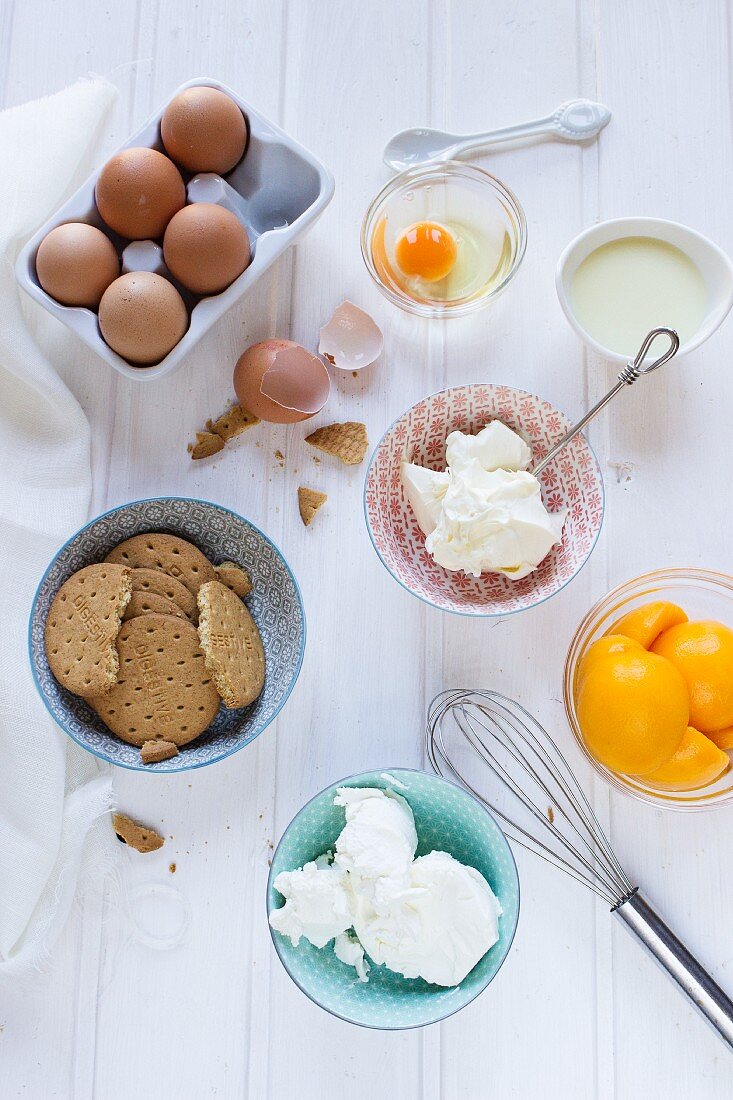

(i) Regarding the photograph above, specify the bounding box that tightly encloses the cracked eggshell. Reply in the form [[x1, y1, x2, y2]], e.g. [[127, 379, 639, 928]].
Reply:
[[233, 339, 331, 423], [318, 300, 383, 371]]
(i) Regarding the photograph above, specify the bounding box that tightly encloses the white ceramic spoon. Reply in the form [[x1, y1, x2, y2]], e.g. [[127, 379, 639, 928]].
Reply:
[[383, 99, 611, 172]]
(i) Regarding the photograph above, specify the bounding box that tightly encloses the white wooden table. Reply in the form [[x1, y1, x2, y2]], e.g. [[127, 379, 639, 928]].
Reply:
[[3, 2, 733, 1096]]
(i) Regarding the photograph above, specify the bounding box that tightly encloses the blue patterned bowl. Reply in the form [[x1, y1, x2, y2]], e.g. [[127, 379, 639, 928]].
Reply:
[[28, 497, 306, 772], [267, 768, 520, 1029]]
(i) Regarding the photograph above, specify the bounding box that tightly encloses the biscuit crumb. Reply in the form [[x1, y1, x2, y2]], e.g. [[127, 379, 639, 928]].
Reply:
[[113, 813, 164, 853], [141, 739, 180, 764], [169, 862, 177, 874], [189, 404, 260, 460], [298, 487, 327, 526], [305, 422, 368, 465], [207, 403, 260, 442], [190, 431, 225, 460], [274, 449, 285, 468], [547, 806, 555, 824]]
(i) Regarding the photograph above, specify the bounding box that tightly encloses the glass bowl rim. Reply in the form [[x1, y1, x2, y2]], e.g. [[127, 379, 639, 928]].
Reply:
[[563, 566, 733, 810], [360, 160, 528, 318]]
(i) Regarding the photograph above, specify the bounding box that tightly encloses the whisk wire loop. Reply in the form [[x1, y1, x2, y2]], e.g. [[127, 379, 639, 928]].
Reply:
[[455, 703, 626, 904], [472, 697, 632, 895], [426, 689, 634, 906], [428, 699, 618, 903]]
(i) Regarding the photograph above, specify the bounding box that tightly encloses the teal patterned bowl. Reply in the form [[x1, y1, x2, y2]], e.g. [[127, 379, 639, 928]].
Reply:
[[267, 768, 520, 1029]]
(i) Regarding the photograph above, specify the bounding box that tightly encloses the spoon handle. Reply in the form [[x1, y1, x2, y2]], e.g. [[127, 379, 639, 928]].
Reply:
[[448, 115, 558, 158], [531, 327, 679, 477], [448, 99, 611, 161]]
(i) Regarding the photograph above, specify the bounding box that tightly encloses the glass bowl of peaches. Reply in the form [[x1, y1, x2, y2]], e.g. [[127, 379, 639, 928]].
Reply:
[[564, 568, 733, 809]]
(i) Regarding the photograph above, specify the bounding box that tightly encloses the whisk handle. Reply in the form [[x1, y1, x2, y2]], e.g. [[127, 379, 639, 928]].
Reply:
[[614, 890, 733, 1051]]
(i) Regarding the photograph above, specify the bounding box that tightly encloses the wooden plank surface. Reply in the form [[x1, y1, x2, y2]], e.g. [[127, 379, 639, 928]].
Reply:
[[2, 1, 733, 1097]]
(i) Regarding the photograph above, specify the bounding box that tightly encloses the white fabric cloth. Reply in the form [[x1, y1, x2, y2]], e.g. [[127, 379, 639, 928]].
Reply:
[[0, 78, 118, 977]]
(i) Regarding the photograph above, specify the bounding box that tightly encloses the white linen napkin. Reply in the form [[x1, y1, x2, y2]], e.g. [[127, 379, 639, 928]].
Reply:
[[0, 78, 118, 977]]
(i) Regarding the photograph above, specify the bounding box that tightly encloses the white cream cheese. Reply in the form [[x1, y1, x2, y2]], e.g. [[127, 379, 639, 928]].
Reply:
[[269, 857, 352, 949], [352, 851, 501, 987], [334, 932, 370, 982], [401, 420, 565, 580], [269, 787, 502, 987], [445, 419, 531, 472], [400, 462, 449, 536], [333, 786, 417, 901]]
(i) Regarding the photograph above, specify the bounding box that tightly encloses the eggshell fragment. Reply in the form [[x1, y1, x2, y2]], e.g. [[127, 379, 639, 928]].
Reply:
[[233, 340, 331, 424], [259, 347, 331, 414], [318, 301, 383, 371]]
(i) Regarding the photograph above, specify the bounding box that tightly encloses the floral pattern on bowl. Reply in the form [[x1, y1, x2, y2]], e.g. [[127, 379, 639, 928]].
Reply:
[[363, 384, 604, 616], [28, 497, 306, 772]]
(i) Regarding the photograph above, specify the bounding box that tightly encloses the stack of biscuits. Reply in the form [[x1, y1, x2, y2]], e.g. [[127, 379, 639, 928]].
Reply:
[[44, 533, 266, 764]]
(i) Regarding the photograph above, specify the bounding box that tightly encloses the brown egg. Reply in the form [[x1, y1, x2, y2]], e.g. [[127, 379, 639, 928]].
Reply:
[[98, 272, 188, 365], [163, 203, 250, 295], [36, 222, 119, 309], [161, 86, 247, 175], [233, 340, 331, 424], [95, 148, 185, 240]]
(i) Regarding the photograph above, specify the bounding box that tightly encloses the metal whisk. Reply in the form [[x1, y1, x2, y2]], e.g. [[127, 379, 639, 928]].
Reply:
[[427, 689, 733, 1050]]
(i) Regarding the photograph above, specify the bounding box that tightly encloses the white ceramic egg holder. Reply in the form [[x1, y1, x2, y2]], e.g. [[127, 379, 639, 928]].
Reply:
[[15, 77, 335, 382]]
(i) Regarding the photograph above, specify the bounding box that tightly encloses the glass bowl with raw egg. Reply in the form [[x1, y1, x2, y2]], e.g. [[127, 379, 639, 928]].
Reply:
[[564, 567, 733, 810], [361, 162, 527, 318]]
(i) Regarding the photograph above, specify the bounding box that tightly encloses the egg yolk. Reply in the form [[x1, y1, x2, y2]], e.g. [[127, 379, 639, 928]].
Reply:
[[394, 221, 458, 282]]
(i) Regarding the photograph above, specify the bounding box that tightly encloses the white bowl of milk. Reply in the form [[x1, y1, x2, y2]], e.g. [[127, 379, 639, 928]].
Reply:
[[556, 217, 733, 363]]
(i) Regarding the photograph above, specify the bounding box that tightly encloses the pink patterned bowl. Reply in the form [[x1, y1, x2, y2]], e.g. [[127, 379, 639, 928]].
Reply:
[[364, 384, 604, 616]]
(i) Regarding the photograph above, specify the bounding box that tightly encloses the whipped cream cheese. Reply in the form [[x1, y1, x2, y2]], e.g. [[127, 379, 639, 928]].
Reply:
[[270, 786, 502, 987], [334, 931, 370, 982], [400, 463, 449, 536], [333, 786, 417, 910], [268, 855, 352, 949], [401, 420, 566, 580], [351, 850, 501, 987]]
